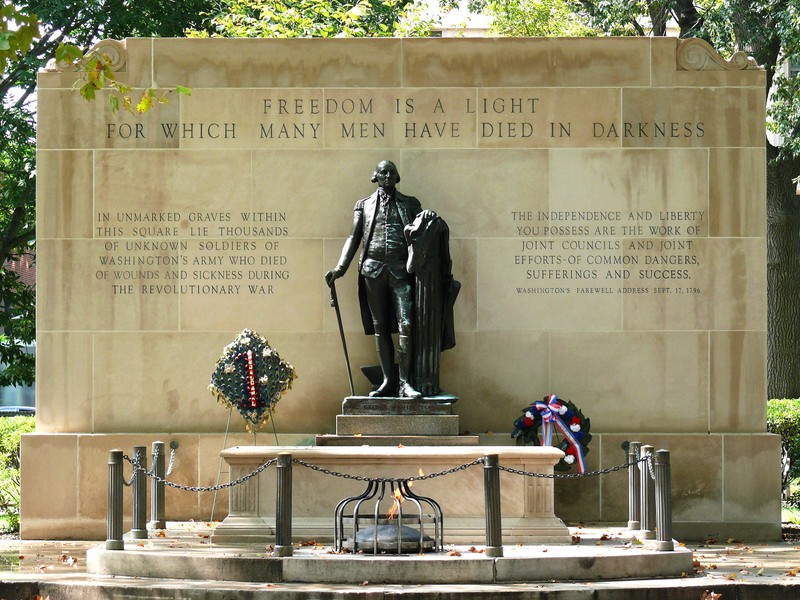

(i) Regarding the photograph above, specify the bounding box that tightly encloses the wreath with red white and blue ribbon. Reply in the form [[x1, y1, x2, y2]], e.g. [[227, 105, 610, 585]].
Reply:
[[511, 394, 592, 473]]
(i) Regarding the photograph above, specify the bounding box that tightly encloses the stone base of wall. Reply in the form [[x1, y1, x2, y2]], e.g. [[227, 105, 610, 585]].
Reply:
[[20, 432, 781, 541]]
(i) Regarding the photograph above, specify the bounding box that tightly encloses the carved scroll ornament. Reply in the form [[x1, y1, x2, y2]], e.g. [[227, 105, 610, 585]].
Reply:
[[45, 38, 127, 72], [677, 37, 758, 71]]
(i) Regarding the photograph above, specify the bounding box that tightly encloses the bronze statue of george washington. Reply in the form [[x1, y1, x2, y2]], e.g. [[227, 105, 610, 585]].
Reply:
[[325, 160, 458, 399]]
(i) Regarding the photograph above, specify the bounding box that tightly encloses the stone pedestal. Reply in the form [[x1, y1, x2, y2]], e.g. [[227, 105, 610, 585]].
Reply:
[[315, 395, 480, 447], [212, 446, 570, 545]]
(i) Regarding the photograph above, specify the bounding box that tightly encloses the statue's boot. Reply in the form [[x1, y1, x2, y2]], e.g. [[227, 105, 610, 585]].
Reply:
[[397, 335, 422, 399], [369, 334, 396, 397]]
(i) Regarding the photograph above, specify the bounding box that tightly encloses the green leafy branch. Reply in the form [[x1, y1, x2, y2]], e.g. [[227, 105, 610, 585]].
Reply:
[[0, 4, 40, 72], [55, 42, 191, 114]]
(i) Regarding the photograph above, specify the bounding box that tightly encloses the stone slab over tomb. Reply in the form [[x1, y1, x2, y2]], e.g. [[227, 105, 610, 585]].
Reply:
[[212, 445, 569, 544]]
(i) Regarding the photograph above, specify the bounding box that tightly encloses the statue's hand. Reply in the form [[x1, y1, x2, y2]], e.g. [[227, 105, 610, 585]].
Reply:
[[324, 268, 343, 287], [419, 209, 437, 221]]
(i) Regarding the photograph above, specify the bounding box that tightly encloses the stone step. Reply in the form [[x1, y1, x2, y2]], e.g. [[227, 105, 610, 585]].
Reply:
[[316, 434, 480, 446], [335, 415, 460, 436]]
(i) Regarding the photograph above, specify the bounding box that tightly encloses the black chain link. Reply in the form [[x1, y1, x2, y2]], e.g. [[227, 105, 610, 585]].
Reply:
[[123, 454, 277, 492], [148, 446, 159, 476], [498, 455, 649, 479], [122, 470, 135, 487], [165, 447, 177, 477], [122, 452, 649, 491], [644, 451, 656, 480], [292, 457, 485, 483]]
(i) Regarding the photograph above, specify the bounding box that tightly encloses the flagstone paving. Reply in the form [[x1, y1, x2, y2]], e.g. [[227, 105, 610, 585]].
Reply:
[[2, 524, 800, 598]]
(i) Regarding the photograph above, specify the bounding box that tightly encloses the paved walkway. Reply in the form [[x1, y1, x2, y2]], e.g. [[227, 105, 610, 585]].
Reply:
[[1, 524, 800, 598]]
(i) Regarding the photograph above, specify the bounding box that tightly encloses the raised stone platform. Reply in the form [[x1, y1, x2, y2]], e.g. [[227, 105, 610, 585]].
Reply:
[[341, 395, 459, 415], [318, 395, 480, 446], [212, 446, 569, 545], [316, 434, 477, 446], [87, 535, 693, 585], [335, 414, 460, 435]]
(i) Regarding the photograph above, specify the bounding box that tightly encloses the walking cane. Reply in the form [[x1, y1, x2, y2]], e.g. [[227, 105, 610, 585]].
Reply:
[[330, 281, 356, 397]]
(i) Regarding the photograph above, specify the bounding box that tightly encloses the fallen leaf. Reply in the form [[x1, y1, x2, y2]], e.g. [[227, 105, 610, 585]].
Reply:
[[468, 547, 484, 553], [757, 568, 764, 576], [599, 534, 611, 541], [155, 530, 166, 538], [726, 572, 737, 580], [727, 538, 742, 544], [360, 581, 369, 586], [448, 550, 462, 557], [786, 569, 797, 577], [197, 533, 210, 539], [595, 541, 604, 546], [571, 535, 581, 545], [699, 592, 722, 600], [693, 559, 706, 573]]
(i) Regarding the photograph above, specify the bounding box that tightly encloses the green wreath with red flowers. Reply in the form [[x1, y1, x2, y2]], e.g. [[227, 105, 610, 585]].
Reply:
[[209, 328, 297, 432]]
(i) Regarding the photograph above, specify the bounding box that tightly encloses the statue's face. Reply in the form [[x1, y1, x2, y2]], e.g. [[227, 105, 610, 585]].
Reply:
[[374, 161, 399, 188]]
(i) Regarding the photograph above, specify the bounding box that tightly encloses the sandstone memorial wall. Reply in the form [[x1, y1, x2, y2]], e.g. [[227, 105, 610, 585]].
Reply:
[[25, 36, 779, 539]]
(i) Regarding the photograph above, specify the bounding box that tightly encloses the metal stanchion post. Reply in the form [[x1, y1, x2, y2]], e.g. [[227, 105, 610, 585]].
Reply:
[[639, 444, 655, 539], [128, 445, 148, 539], [274, 452, 293, 557], [627, 441, 641, 530], [483, 454, 503, 557], [106, 449, 124, 550], [148, 441, 166, 530], [654, 449, 674, 551]]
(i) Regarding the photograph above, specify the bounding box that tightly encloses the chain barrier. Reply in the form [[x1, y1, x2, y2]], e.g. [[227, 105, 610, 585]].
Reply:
[[292, 457, 485, 483], [122, 454, 278, 492], [122, 469, 135, 488], [121, 451, 649, 492], [148, 445, 159, 476], [165, 446, 177, 477], [645, 451, 656, 480], [498, 455, 650, 479]]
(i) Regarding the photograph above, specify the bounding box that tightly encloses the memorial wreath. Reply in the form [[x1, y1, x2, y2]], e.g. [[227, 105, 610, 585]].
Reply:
[[209, 328, 297, 431], [511, 394, 592, 473]]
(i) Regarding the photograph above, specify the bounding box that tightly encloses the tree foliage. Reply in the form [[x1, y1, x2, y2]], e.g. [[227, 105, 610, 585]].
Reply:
[[470, 0, 594, 36], [0, 103, 35, 387], [0, 3, 39, 73], [768, 398, 800, 495], [0, 415, 35, 531], [186, 0, 436, 38]]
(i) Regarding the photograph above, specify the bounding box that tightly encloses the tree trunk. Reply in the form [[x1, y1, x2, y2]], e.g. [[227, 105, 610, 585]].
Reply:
[[767, 143, 800, 398]]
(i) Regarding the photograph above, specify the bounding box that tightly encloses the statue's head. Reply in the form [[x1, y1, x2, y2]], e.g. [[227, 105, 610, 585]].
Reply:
[[371, 160, 400, 188]]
